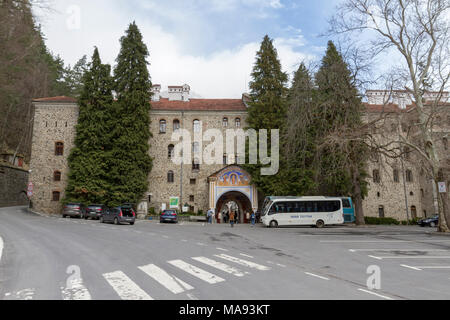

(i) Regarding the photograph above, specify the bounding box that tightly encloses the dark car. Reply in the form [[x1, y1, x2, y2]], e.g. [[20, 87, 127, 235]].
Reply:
[[418, 215, 439, 227], [85, 204, 107, 220], [62, 203, 87, 218], [100, 206, 135, 225], [160, 209, 178, 223]]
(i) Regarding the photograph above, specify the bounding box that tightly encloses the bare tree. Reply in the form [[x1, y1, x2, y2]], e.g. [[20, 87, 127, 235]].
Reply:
[[329, 0, 450, 231]]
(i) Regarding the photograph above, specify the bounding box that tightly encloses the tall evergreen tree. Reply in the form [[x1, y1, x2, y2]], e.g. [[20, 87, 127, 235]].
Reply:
[[108, 22, 153, 206], [244, 35, 288, 197], [64, 48, 115, 205], [314, 41, 368, 223]]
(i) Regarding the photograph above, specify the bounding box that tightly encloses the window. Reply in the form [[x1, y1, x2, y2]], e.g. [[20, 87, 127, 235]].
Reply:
[[193, 120, 201, 133], [167, 171, 174, 183], [403, 147, 410, 160], [190, 179, 196, 185], [189, 195, 195, 202], [223, 153, 228, 165], [192, 142, 200, 154], [269, 201, 341, 214], [223, 117, 228, 127], [393, 169, 399, 183], [342, 198, 351, 208], [192, 158, 200, 171], [159, 120, 167, 133], [189, 206, 195, 212], [406, 170, 413, 182], [173, 119, 180, 131], [235, 118, 241, 128], [421, 189, 424, 197], [443, 138, 448, 150], [168, 145, 175, 159], [378, 206, 385, 218], [55, 142, 64, 156], [148, 195, 152, 203], [54, 171, 61, 182], [52, 191, 60, 202], [373, 169, 381, 183]]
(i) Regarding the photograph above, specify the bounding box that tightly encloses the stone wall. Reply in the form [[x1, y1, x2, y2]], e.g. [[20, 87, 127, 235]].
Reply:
[[0, 164, 29, 207], [28, 101, 79, 214]]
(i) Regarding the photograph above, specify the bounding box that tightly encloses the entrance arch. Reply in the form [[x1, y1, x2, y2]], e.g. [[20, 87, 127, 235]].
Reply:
[[208, 165, 258, 224], [216, 191, 252, 224]]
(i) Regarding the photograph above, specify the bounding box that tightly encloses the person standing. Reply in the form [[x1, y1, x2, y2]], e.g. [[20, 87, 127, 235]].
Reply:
[[207, 208, 214, 224], [229, 210, 235, 228], [250, 210, 256, 227]]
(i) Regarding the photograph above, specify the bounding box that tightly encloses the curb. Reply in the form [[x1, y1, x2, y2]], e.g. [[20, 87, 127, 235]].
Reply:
[[425, 231, 450, 237]]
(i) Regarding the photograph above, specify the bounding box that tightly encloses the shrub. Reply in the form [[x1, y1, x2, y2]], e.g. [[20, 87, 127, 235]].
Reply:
[[364, 217, 400, 225]]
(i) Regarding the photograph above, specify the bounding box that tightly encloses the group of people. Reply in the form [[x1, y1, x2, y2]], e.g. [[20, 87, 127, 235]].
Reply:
[[206, 208, 257, 228]]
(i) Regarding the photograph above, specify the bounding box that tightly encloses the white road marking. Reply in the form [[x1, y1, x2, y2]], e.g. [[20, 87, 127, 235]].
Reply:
[[168, 260, 225, 284], [103, 271, 153, 300], [174, 277, 194, 291], [276, 263, 287, 268], [8, 288, 35, 300], [400, 264, 422, 271], [305, 272, 329, 281], [61, 278, 92, 300], [0, 236, 3, 262], [370, 255, 450, 260], [196, 242, 206, 246], [216, 248, 229, 252], [187, 293, 199, 300], [214, 254, 271, 271], [138, 264, 193, 294], [349, 249, 447, 252], [192, 257, 249, 277], [358, 288, 394, 300], [240, 253, 254, 258], [321, 240, 450, 243], [163, 235, 170, 239], [410, 266, 450, 269]]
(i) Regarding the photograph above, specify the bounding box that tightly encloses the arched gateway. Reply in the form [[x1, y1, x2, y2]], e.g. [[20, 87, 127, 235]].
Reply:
[[208, 166, 258, 224]]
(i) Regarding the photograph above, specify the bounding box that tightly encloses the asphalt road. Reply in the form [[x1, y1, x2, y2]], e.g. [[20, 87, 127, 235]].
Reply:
[[1, 206, 450, 300]]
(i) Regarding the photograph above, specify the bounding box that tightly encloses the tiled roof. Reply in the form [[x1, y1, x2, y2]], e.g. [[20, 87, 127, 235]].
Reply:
[[33, 96, 77, 103], [151, 98, 247, 111]]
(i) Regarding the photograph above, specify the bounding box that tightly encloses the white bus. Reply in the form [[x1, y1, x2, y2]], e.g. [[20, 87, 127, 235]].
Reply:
[[261, 196, 344, 228]]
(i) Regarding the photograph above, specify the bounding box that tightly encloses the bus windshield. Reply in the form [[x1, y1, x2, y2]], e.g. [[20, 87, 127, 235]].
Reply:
[[261, 200, 273, 216]]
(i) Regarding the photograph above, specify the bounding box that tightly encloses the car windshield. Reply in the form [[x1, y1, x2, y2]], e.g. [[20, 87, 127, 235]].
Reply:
[[89, 205, 102, 209], [164, 210, 176, 214]]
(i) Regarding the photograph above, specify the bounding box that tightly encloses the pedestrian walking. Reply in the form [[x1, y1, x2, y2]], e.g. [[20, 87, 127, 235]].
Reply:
[[250, 210, 256, 227], [229, 210, 235, 228], [207, 208, 214, 224]]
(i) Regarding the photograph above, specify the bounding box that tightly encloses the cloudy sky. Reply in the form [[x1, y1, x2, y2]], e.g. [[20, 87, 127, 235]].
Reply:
[[33, 0, 343, 98]]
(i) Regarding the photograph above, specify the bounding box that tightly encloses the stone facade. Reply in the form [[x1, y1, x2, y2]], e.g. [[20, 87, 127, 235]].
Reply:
[[28, 88, 448, 222], [29, 97, 79, 214]]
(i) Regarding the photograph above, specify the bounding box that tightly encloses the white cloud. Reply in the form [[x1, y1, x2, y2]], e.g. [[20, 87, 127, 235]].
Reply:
[[33, 0, 313, 99]]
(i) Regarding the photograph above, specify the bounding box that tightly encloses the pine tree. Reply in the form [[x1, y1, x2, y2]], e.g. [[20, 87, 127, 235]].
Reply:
[[64, 48, 115, 205], [314, 41, 368, 223], [244, 35, 288, 197], [108, 22, 153, 207]]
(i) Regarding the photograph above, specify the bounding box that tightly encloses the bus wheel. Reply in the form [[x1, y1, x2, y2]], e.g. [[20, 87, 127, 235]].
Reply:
[[315, 220, 324, 228], [270, 220, 278, 228]]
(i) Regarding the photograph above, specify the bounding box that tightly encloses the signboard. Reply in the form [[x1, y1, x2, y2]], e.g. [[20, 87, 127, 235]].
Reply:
[[27, 182, 33, 198], [169, 197, 179, 209], [161, 203, 166, 211], [438, 182, 447, 193], [182, 206, 189, 213]]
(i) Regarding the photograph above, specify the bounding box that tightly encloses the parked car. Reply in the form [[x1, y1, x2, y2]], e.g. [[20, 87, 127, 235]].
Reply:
[[62, 203, 87, 219], [85, 204, 107, 220], [160, 209, 178, 223], [418, 215, 439, 227], [100, 205, 135, 225]]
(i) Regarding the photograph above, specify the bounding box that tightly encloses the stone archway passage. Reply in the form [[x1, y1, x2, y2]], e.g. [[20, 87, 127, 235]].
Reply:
[[216, 191, 252, 224]]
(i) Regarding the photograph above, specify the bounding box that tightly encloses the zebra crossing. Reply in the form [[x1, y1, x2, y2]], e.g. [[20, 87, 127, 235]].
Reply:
[[3, 252, 273, 300]]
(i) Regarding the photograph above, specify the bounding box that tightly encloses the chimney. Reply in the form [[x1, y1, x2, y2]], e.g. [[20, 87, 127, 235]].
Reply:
[[168, 84, 190, 102], [151, 84, 161, 102]]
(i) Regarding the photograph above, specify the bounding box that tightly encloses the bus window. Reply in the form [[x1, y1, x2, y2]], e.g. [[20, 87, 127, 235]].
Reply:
[[342, 198, 351, 208]]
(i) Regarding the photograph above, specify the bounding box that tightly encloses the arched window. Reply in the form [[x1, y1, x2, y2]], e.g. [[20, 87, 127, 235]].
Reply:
[[54, 171, 62, 182], [235, 118, 241, 128], [52, 191, 60, 201], [373, 169, 381, 183], [167, 171, 174, 183], [168, 145, 175, 159], [55, 142, 64, 156], [173, 119, 180, 131], [159, 120, 167, 133], [192, 158, 200, 171], [223, 117, 228, 127], [193, 120, 201, 133], [393, 169, 399, 183], [406, 169, 413, 182]]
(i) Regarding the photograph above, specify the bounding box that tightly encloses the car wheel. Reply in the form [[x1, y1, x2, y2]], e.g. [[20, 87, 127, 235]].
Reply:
[[269, 220, 278, 228], [130, 222, 135, 225], [430, 222, 436, 227], [114, 217, 119, 225], [316, 220, 325, 228], [62, 214, 66, 218]]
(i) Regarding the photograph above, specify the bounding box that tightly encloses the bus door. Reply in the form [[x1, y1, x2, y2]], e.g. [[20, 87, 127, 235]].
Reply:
[[342, 198, 355, 223]]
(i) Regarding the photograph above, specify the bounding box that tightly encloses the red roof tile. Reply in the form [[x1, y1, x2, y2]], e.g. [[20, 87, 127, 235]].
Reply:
[[151, 98, 247, 111], [33, 96, 77, 103]]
